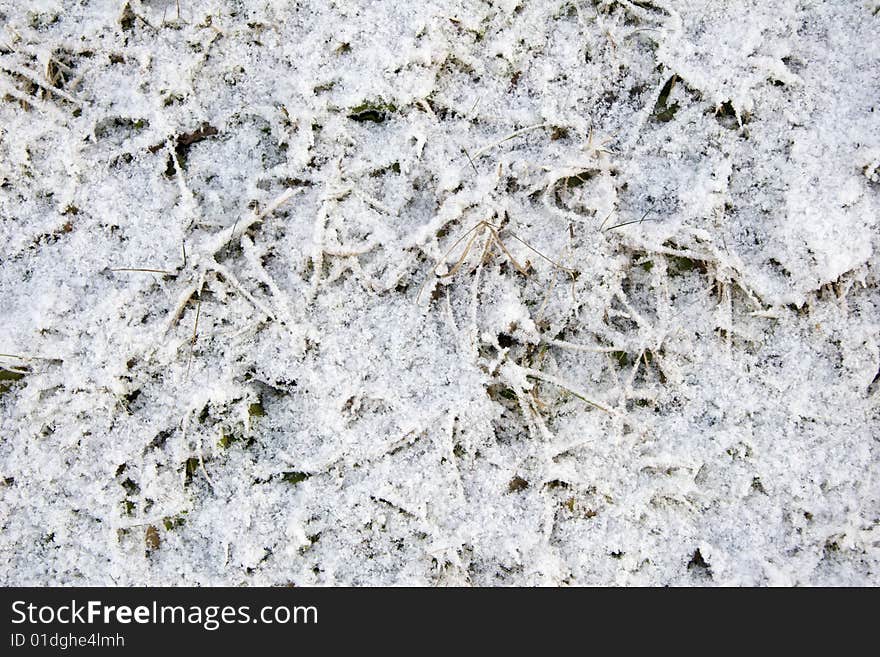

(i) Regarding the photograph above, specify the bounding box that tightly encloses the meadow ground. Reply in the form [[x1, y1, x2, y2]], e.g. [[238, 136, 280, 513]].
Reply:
[[0, 0, 878, 585]]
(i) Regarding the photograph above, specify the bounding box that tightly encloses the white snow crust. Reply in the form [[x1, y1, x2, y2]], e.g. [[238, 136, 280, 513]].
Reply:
[[0, 0, 878, 585]]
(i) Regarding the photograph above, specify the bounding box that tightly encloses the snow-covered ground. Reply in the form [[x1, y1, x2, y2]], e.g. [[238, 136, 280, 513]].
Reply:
[[1, 0, 878, 585]]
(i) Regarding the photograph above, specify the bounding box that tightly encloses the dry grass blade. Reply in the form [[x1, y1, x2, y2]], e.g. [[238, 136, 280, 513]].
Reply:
[[438, 225, 484, 279], [488, 226, 530, 275], [185, 296, 202, 380], [416, 222, 485, 303], [111, 267, 176, 275], [471, 123, 548, 160], [504, 230, 577, 275], [521, 366, 611, 413], [604, 210, 652, 231], [418, 220, 577, 304]]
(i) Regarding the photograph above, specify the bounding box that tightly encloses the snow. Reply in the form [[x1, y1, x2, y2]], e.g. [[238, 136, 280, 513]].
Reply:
[[0, 0, 878, 586]]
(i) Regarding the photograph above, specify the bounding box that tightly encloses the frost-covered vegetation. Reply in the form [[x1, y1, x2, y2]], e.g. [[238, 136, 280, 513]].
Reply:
[[0, 0, 878, 585]]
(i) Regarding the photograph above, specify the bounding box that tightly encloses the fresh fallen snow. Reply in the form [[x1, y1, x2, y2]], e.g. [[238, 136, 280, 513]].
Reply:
[[0, 0, 878, 586]]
